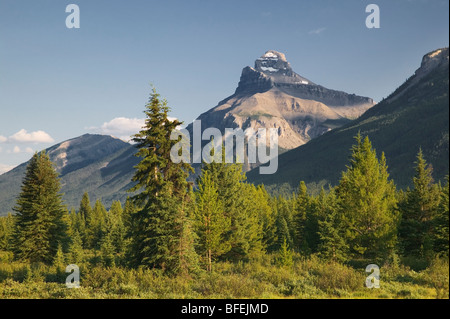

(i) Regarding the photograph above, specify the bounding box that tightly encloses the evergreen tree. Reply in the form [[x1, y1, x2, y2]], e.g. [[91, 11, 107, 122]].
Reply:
[[194, 170, 230, 271], [12, 151, 69, 264], [68, 230, 84, 264], [295, 181, 310, 252], [276, 238, 293, 267], [399, 149, 441, 258], [128, 87, 197, 275], [336, 133, 398, 260], [53, 243, 66, 269], [275, 213, 292, 251], [100, 232, 116, 267], [434, 176, 449, 256], [317, 189, 348, 262], [237, 183, 265, 259], [254, 185, 276, 253], [109, 201, 127, 255], [0, 213, 14, 251], [78, 192, 92, 246], [302, 191, 323, 255], [272, 195, 296, 252], [200, 160, 263, 261], [86, 199, 107, 249]]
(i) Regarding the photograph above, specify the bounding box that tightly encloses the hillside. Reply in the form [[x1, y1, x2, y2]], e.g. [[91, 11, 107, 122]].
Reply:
[[0, 134, 139, 216], [248, 48, 449, 192]]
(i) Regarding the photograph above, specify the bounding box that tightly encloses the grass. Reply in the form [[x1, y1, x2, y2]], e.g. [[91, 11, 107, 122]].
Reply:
[[0, 251, 447, 299]]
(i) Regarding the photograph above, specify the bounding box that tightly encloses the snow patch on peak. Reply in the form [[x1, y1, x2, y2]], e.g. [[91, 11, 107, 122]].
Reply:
[[260, 66, 279, 72], [263, 52, 278, 58]]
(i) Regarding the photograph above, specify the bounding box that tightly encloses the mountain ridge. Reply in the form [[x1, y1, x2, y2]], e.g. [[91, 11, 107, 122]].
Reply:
[[0, 134, 139, 216], [247, 47, 449, 192]]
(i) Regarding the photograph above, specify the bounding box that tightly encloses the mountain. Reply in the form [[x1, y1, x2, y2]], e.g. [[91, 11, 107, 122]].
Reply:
[[186, 50, 375, 150], [0, 134, 139, 216], [247, 48, 449, 192]]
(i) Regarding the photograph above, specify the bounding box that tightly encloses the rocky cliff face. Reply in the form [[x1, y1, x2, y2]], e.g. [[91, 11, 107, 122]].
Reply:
[[188, 50, 375, 151]]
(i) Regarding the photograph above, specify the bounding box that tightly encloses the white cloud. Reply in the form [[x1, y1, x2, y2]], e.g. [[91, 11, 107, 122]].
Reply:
[[8, 129, 54, 144], [90, 116, 181, 142], [13, 146, 21, 153], [25, 147, 34, 153], [308, 27, 326, 35], [0, 164, 15, 175], [95, 117, 145, 141], [0, 135, 6, 143]]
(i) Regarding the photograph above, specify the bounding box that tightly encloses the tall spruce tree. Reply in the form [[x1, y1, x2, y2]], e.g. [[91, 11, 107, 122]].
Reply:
[[336, 133, 398, 261], [12, 151, 68, 264], [128, 87, 197, 275], [399, 150, 441, 258]]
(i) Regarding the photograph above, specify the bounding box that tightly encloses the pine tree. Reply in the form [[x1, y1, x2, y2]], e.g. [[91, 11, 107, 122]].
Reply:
[[0, 213, 14, 251], [317, 189, 348, 262], [107, 201, 124, 253], [275, 205, 293, 251], [194, 170, 230, 271], [199, 159, 264, 261], [100, 232, 116, 267], [78, 192, 92, 246], [254, 185, 276, 253], [53, 243, 66, 269], [128, 87, 197, 275], [301, 190, 324, 255], [277, 238, 293, 267], [12, 151, 69, 264], [336, 133, 398, 260], [86, 199, 107, 249], [68, 230, 84, 264], [434, 176, 449, 256], [295, 181, 310, 252], [399, 149, 441, 258]]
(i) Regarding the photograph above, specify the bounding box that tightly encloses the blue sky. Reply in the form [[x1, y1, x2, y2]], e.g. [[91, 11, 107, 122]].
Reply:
[[0, 0, 449, 173]]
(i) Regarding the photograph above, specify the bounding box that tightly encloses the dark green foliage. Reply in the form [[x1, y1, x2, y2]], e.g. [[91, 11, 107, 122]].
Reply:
[[434, 176, 449, 255], [11, 151, 69, 264], [295, 181, 310, 252], [86, 199, 107, 250], [317, 189, 348, 262], [0, 214, 14, 250], [399, 150, 441, 258]]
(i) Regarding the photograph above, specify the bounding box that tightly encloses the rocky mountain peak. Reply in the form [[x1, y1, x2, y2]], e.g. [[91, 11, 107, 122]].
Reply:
[[418, 47, 449, 76], [235, 50, 313, 95]]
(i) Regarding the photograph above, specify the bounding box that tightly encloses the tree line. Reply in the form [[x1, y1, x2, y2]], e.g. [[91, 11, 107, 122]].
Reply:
[[0, 88, 448, 276]]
